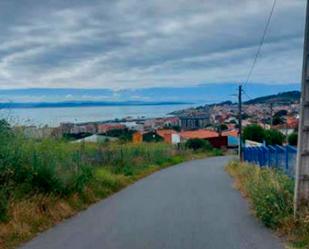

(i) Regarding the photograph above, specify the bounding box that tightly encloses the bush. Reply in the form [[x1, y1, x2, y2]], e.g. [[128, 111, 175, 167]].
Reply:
[[0, 127, 94, 196], [264, 129, 285, 145], [288, 132, 298, 146], [243, 124, 265, 143], [185, 138, 212, 151], [219, 124, 228, 131], [243, 125, 285, 145]]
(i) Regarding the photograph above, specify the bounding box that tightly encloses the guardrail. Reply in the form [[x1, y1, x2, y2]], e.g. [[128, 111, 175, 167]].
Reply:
[[243, 145, 297, 178]]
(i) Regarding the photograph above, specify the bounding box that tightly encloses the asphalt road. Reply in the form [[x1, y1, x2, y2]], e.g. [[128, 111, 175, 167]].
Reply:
[[20, 156, 283, 249]]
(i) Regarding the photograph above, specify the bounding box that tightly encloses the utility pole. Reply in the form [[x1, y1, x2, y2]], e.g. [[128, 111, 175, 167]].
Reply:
[[294, 0, 309, 215], [238, 85, 243, 161], [270, 103, 273, 129]]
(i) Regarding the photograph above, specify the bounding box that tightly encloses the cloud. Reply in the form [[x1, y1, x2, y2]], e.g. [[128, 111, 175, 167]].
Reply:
[[0, 0, 306, 89]]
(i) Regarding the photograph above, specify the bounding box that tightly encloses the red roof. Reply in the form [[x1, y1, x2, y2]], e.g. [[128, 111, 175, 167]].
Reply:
[[222, 129, 239, 137], [156, 129, 177, 137], [180, 129, 219, 139]]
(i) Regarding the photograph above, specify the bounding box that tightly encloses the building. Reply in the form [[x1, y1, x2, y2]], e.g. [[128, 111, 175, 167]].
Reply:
[[132, 132, 143, 144], [179, 129, 219, 140], [162, 117, 181, 128], [286, 116, 299, 129], [179, 129, 227, 148], [222, 129, 239, 137], [156, 129, 180, 144], [97, 123, 126, 134], [22, 126, 54, 139], [59, 122, 74, 134], [179, 114, 210, 130], [72, 134, 118, 143], [222, 129, 239, 148], [70, 124, 97, 134]]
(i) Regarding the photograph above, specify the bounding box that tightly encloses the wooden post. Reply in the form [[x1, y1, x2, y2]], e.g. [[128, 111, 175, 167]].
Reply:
[[238, 85, 243, 161], [294, 0, 309, 215]]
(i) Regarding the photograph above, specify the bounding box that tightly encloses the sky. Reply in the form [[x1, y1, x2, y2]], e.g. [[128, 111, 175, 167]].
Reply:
[[0, 0, 306, 91]]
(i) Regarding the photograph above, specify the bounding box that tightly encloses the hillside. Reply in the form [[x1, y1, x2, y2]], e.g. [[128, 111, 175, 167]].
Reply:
[[244, 91, 300, 105]]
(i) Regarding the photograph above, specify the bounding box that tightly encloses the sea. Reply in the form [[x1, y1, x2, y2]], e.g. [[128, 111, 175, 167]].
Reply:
[[0, 104, 194, 127]]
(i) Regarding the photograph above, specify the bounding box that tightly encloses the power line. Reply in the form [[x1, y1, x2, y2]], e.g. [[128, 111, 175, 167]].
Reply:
[[242, 89, 253, 101], [243, 0, 277, 87]]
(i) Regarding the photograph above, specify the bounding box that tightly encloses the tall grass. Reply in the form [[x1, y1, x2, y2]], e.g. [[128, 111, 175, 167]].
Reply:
[[0, 132, 186, 218], [226, 161, 309, 248], [0, 120, 219, 249]]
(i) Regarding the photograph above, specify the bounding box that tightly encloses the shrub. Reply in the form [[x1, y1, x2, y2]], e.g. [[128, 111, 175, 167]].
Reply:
[[288, 132, 298, 146], [243, 125, 285, 145], [211, 148, 223, 156], [243, 124, 265, 143], [185, 138, 212, 151], [219, 124, 228, 131], [0, 127, 94, 196], [264, 129, 285, 145]]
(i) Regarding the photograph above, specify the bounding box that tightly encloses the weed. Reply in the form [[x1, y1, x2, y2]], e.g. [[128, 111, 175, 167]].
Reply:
[[226, 161, 309, 248]]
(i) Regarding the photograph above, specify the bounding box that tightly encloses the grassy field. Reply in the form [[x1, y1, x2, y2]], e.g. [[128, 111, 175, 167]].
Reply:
[[226, 161, 309, 249], [0, 122, 221, 249]]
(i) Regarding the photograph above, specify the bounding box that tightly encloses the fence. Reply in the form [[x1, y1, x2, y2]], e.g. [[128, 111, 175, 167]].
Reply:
[[243, 145, 297, 178]]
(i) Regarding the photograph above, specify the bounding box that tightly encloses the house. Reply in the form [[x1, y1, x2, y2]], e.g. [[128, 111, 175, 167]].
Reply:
[[222, 129, 239, 148], [22, 126, 54, 139], [143, 119, 164, 130], [222, 129, 239, 137], [132, 131, 143, 144], [179, 129, 227, 148], [156, 129, 180, 144], [162, 117, 181, 128], [72, 134, 118, 143], [179, 129, 219, 140], [59, 122, 74, 134], [286, 116, 299, 129], [179, 114, 210, 130], [97, 123, 126, 134], [70, 124, 97, 134]]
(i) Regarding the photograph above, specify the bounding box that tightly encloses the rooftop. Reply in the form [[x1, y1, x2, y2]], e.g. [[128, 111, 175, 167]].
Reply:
[[179, 129, 219, 139]]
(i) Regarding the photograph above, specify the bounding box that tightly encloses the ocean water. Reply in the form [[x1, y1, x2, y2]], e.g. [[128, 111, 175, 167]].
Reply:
[[0, 104, 193, 127]]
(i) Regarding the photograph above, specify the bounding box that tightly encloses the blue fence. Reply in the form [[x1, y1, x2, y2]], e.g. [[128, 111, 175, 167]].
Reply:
[[243, 145, 297, 178]]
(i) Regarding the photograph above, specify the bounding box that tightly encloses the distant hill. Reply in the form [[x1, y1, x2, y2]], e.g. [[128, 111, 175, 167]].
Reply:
[[0, 84, 300, 103], [0, 101, 190, 109], [208, 100, 235, 107], [244, 91, 300, 105]]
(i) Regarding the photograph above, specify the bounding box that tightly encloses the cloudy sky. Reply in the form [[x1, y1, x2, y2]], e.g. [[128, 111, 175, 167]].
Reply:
[[0, 0, 306, 90]]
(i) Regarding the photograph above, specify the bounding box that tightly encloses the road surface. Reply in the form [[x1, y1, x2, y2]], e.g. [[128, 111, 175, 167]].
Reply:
[[20, 156, 283, 249]]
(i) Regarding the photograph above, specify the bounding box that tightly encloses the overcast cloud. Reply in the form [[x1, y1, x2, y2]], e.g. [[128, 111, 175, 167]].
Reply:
[[0, 0, 306, 89]]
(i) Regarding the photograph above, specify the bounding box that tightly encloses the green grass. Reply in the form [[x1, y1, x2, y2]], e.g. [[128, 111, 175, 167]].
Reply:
[[0, 120, 223, 249], [226, 161, 309, 248]]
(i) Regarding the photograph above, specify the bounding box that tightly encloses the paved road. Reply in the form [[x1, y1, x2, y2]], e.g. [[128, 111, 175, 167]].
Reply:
[[20, 156, 283, 249]]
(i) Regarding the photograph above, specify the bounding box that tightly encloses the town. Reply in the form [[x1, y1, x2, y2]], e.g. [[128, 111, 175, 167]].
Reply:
[[19, 91, 300, 149]]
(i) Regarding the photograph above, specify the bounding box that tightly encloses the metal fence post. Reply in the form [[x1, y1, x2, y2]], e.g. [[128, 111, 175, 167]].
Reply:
[[285, 146, 289, 174]]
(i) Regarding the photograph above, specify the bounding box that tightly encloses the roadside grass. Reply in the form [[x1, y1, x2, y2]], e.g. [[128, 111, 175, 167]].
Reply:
[[0, 125, 222, 249], [225, 161, 309, 249]]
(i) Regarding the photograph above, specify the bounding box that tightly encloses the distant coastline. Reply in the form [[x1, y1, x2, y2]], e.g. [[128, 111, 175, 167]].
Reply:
[[0, 101, 191, 109]]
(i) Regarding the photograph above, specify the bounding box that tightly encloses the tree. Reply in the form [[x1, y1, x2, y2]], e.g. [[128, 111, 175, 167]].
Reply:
[[243, 124, 265, 143], [243, 125, 285, 145], [264, 129, 285, 145], [288, 132, 298, 146], [274, 110, 288, 117], [219, 124, 228, 131], [272, 115, 284, 126]]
